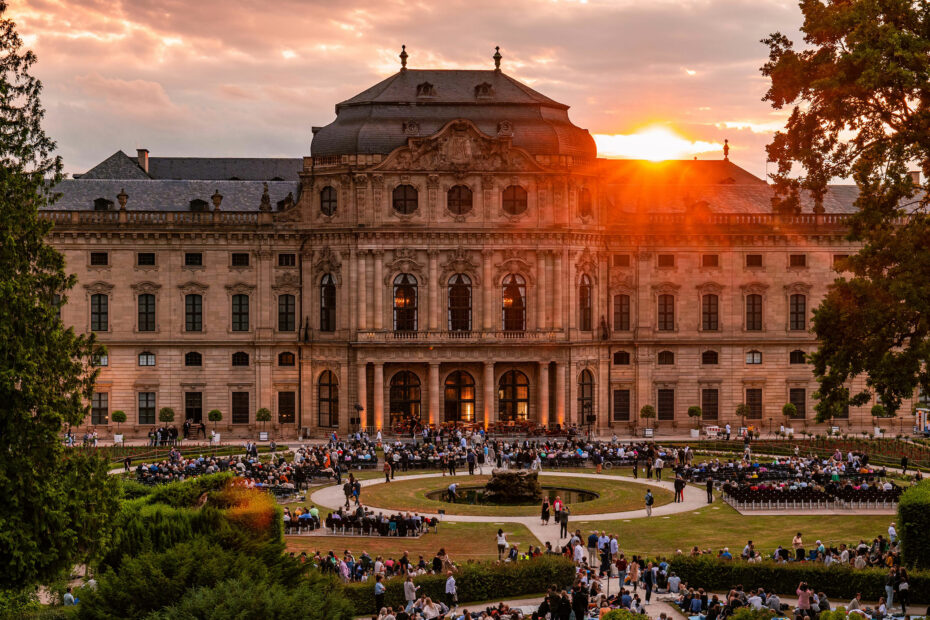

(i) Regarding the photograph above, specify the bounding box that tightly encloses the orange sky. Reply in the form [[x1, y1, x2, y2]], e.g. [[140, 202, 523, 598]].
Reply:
[[9, 0, 804, 177]]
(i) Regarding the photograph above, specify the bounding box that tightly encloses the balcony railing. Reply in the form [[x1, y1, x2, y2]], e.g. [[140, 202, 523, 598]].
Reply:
[[355, 329, 560, 343], [39, 210, 265, 228]]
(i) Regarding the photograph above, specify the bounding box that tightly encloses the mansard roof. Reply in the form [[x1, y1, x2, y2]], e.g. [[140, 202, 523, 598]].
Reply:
[[76, 151, 302, 181]]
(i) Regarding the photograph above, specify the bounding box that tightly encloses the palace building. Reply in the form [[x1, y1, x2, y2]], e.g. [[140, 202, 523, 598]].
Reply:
[[43, 54, 911, 439]]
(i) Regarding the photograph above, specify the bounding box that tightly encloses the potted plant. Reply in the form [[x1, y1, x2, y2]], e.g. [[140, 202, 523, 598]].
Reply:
[[159, 406, 175, 425], [640, 404, 656, 436], [871, 403, 894, 437], [111, 410, 126, 444], [208, 409, 222, 435], [256, 407, 272, 439], [782, 403, 797, 435], [735, 403, 750, 434], [687, 406, 702, 438]]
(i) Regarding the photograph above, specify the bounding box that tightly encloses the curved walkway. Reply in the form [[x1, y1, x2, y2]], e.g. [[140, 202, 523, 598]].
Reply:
[[310, 471, 704, 548]]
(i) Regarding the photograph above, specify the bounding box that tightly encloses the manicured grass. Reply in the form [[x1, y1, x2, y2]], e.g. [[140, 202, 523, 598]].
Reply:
[[358, 474, 673, 516], [285, 522, 539, 561], [573, 502, 892, 558]]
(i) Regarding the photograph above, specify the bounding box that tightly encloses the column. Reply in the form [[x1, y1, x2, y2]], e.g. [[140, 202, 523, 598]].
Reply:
[[365, 252, 375, 328], [428, 250, 439, 331], [429, 362, 440, 426], [598, 357, 609, 432], [555, 362, 566, 425], [373, 251, 384, 330], [340, 363, 350, 434], [553, 251, 563, 330], [567, 250, 576, 334], [538, 361, 550, 426], [357, 251, 368, 330], [597, 251, 608, 338], [373, 362, 384, 430], [357, 362, 368, 430], [569, 365, 579, 426], [301, 355, 312, 434], [348, 250, 358, 331], [536, 250, 547, 331], [482, 249, 494, 331], [484, 361, 495, 427]]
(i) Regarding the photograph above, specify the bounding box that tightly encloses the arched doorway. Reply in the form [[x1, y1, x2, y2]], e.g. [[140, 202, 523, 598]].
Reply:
[[444, 370, 475, 424], [498, 369, 530, 422], [389, 370, 422, 431]]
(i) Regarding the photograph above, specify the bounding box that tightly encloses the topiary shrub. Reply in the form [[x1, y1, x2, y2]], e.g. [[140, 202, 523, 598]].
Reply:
[[602, 610, 650, 620], [899, 479, 930, 568]]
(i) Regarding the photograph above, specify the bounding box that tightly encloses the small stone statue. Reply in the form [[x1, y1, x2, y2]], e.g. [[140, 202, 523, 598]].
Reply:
[[723, 139, 730, 161]]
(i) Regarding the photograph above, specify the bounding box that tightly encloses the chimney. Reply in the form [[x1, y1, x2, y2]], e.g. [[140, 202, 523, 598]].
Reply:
[[137, 148, 149, 173], [910, 170, 921, 185]]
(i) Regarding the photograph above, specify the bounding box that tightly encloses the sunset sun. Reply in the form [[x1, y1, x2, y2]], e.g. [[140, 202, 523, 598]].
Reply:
[[594, 126, 723, 161]]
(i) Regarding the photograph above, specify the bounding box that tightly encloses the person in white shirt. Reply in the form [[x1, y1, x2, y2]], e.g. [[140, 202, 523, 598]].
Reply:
[[573, 542, 586, 564], [667, 573, 681, 593], [888, 522, 897, 543], [747, 590, 763, 610], [444, 572, 457, 610]]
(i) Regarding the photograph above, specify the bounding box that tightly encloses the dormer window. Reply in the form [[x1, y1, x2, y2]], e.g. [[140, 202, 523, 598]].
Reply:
[[416, 82, 436, 97], [93, 198, 113, 211], [474, 82, 493, 98], [189, 199, 208, 212]]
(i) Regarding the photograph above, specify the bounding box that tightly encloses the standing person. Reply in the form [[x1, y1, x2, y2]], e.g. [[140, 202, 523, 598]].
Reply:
[[885, 567, 897, 611], [901, 455, 908, 475], [706, 478, 714, 504], [404, 574, 418, 612], [674, 475, 685, 502], [448, 454, 456, 476], [553, 495, 563, 525], [654, 455, 664, 481], [888, 522, 898, 545], [445, 571, 457, 610], [643, 561, 655, 604], [897, 568, 910, 616], [374, 574, 386, 612], [725, 423, 731, 440], [559, 505, 570, 539], [541, 496, 550, 525], [383, 460, 392, 483], [644, 490, 654, 516], [792, 532, 804, 562], [467, 450, 476, 475], [496, 529, 508, 561], [632, 452, 639, 479], [628, 558, 640, 594]]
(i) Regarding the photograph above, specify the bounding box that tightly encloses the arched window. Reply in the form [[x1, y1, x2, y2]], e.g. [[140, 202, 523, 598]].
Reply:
[[502, 185, 528, 215], [502, 274, 526, 332], [789, 294, 806, 330], [578, 274, 593, 331], [90, 293, 108, 332], [578, 370, 595, 423], [138, 351, 155, 367], [447, 185, 473, 215], [184, 351, 202, 367], [138, 293, 156, 332], [185, 294, 202, 332], [389, 371, 422, 428], [278, 351, 295, 366], [232, 351, 249, 366], [318, 370, 338, 428], [320, 186, 337, 216], [320, 274, 336, 332], [444, 371, 475, 423], [702, 350, 719, 365], [93, 197, 112, 211], [231, 294, 249, 332], [657, 350, 675, 365], [746, 294, 763, 331], [613, 294, 631, 331], [657, 294, 675, 331], [447, 274, 472, 331], [613, 351, 631, 365], [701, 294, 718, 331], [789, 349, 806, 364], [393, 274, 418, 331], [392, 185, 418, 214], [189, 199, 208, 212], [746, 350, 763, 365], [278, 294, 296, 332], [498, 369, 529, 422], [579, 188, 593, 218]]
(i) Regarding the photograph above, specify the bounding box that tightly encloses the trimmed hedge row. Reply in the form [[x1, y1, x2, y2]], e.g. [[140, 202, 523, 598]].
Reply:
[[342, 556, 575, 615], [668, 556, 930, 601], [899, 479, 930, 569]]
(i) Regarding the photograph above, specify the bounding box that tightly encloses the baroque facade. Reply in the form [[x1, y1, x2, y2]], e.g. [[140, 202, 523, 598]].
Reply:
[[43, 61, 914, 438]]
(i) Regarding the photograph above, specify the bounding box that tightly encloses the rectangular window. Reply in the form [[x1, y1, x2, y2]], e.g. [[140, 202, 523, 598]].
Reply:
[[701, 388, 719, 420], [278, 391, 296, 424], [789, 254, 807, 268], [789, 388, 806, 419], [137, 252, 156, 266], [185, 391, 203, 423], [612, 254, 631, 268], [92, 354, 108, 367], [231, 391, 250, 424], [138, 392, 156, 425], [91, 392, 108, 425], [185, 294, 202, 332], [613, 294, 631, 331], [746, 388, 763, 419], [657, 254, 675, 268], [90, 252, 108, 266], [657, 388, 675, 420], [184, 252, 203, 267], [90, 294, 108, 332], [833, 254, 850, 269], [137, 294, 156, 332], [278, 294, 296, 332], [657, 295, 674, 331], [231, 294, 249, 332], [612, 389, 631, 422], [702, 254, 719, 268], [278, 253, 297, 267], [702, 295, 719, 331], [231, 252, 250, 267], [746, 254, 763, 267], [789, 294, 807, 331], [746, 295, 762, 331]]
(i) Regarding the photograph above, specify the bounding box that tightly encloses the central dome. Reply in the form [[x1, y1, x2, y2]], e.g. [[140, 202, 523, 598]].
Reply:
[[310, 69, 596, 162]]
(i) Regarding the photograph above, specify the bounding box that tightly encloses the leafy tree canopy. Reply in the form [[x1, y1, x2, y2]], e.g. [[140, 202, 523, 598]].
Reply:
[[763, 0, 930, 419]]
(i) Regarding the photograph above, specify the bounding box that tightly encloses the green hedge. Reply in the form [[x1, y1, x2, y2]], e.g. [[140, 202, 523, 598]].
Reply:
[[668, 556, 930, 601], [900, 479, 930, 568], [342, 556, 575, 615]]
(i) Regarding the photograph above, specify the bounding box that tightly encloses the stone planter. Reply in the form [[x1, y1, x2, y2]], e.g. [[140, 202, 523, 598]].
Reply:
[[690, 428, 700, 439]]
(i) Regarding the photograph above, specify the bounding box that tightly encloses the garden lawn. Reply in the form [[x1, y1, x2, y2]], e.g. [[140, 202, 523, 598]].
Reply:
[[357, 474, 672, 516], [285, 522, 538, 561], [574, 502, 892, 558]]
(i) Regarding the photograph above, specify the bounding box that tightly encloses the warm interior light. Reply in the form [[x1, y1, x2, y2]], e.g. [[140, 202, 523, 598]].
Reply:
[[594, 127, 723, 161]]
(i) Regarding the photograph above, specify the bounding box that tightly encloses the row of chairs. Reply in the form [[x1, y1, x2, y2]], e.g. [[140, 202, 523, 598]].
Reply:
[[723, 484, 899, 510], [323, 518, 439, 537]]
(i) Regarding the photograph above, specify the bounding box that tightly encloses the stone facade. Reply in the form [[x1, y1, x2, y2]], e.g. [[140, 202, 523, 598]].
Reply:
[[42, 67, 916, 439]]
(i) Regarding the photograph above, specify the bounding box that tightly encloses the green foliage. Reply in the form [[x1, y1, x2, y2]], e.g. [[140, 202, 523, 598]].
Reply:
[[899, 479, 930, 568], [687, 406, 702, 428], [736, 403, 751, 420], [601, 610, 650, 620], [117, 479, 153, 501], [207, 409, 222, 427], [143, 472, 233, 509], [762, 0, 930, 418], [341, 556, 574, 615], [0, 3, 116, 591], [158, 407, 175, 424], [729, 608, 777, 620], [256, 407, 271, 423], [668, 555, 930, 600], [872, 404, 893, 419], [110, 410, 126, 430], [0, 586, 41, 617], [782, 403, 797, 419]]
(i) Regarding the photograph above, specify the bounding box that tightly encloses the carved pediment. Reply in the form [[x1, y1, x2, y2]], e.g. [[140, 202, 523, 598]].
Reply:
[[784, 281, 813, 294], [83, 281, 114, 294], [225, 282, 255, 295], [314, 246, 343, 284], [740, 281, 769, 295], [440, 247, 481, 284], [130, 281, 162, 294], [384, 248, 427, 285], [178, 281, 208, 294], [575, 248, 598, 281], [374, 119, 546, 173], [272, 271, 300, 291], [610, 273, 635, 291], [494, 249, 535, 284], [696, 281, 724, 294], [651, 281, 681, 295]]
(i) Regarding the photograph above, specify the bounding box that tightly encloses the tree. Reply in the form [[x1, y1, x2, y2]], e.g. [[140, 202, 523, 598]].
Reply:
[[871, 403, 895, 431], [256, 407, 271, 434], [735, 403, 750, 430], [111, 410, 126, 433], [762, 0, 930, 420], [782, 403, 797, 428], [208, 409, 222, 433], [687, 405, 702, 429], [0, 2, 118, 593], [159, 407, 176, 424], [639, 404, 656, 430]]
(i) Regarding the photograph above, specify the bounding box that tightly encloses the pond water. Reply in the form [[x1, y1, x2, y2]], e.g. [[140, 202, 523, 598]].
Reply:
[[425, 486, 599, 506]]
